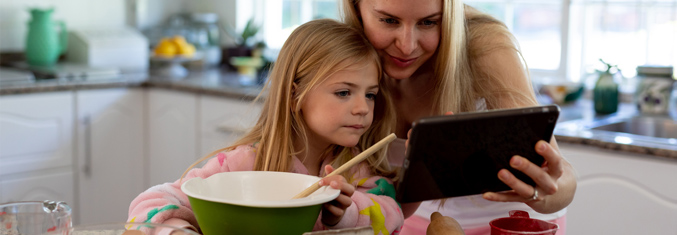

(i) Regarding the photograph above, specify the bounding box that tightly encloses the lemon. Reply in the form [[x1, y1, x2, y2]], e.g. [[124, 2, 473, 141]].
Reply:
[[154, 38, 177, 57], [171, 36, 195, 57]]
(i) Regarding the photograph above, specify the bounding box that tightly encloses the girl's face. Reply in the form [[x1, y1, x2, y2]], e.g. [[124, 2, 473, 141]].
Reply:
[[300, 62, 379, 149], [357, 0, 442, 80]]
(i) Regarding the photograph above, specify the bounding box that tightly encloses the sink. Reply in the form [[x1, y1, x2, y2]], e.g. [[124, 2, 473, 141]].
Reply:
[[589, 116, 677, 139]]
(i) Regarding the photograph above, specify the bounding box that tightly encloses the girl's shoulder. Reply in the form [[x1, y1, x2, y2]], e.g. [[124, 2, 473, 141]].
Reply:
[[208, 143, 258, 171]]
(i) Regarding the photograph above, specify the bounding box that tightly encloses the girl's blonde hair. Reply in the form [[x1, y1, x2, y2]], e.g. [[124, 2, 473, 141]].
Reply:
[[341, 0, 537, 115], [183, 19, 396, 181]]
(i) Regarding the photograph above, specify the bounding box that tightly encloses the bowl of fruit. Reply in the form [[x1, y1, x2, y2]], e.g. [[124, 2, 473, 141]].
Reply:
[[151, 35, 200, 78]]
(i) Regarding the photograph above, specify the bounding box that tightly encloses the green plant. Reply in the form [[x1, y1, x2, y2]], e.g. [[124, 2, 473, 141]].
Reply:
[[225, 18, 262, 48], [598, 59, 620, 75]]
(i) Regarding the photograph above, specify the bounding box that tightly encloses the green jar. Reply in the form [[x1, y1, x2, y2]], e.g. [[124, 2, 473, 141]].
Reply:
[[594, 73, 619, 114]]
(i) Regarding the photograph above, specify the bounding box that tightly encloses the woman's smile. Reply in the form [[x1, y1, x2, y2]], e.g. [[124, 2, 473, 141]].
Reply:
[[389, 55, 418, 68]]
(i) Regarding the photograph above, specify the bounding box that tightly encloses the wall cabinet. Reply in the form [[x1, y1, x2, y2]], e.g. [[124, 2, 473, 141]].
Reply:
[[0, 91, 74, 204], [75, 88, 145, 225], [559, 142, 677, 234], [147, 89, 198, 186]]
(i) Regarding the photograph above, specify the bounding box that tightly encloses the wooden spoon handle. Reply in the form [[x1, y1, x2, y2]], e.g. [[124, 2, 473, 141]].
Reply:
[[292, 133, 397, 199]]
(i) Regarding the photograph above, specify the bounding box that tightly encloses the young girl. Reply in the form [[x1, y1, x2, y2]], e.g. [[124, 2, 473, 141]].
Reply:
[[127, 19, 405, 233]]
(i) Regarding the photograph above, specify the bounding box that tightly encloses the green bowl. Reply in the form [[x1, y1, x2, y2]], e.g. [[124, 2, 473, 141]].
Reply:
[[181, 171, 340, 235]]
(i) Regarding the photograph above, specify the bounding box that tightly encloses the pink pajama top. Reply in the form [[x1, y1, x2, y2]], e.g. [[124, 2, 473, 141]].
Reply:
[[127, 144, 405, 234]]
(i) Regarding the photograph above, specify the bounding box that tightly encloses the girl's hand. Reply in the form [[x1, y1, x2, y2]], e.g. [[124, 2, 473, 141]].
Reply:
[[318, 165, 355, 226], [482, 140, 564, 205]]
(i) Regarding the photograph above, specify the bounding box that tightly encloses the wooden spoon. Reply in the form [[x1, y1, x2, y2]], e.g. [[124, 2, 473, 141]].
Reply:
[[292, 133, 397, 199]]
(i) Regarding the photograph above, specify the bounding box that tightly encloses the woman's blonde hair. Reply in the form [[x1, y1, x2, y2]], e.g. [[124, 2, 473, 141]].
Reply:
[[341, 0, 537, 115], [183, 19, 396, 181]]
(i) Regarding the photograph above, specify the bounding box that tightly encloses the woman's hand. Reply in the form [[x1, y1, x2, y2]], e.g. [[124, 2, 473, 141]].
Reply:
[[482, 139, 576, 213], [318, 165, 355, 226]]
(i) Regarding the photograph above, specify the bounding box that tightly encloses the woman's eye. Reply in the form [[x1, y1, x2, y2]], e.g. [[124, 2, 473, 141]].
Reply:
[[335, 91, 350, 97], [420, 20, 438, 27], [380, 18, 398, 25], [366, 93, 377, 100]]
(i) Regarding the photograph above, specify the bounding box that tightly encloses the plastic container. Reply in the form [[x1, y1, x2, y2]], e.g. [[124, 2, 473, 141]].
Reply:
[[0, 200, 72, 235], [189, 13, 222, 68], [489, 210, 559, 235], [669, 82, 677, 119], [635, 65, 675, 115]]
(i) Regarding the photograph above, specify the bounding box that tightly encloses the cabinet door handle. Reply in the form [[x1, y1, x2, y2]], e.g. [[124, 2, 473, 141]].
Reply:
[[82, 115, 92, 178]]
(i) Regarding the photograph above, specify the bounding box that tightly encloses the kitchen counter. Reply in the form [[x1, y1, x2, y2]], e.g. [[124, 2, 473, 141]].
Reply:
[[554, 100, 677, 160], [0, 68, 264, 100], [2, 68, 675, 159]]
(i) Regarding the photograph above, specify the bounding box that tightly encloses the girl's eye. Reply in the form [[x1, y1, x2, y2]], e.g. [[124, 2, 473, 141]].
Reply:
[[335, 90, 350, 97], [366, 92, 377, 100], [379, 18, 398, 25]]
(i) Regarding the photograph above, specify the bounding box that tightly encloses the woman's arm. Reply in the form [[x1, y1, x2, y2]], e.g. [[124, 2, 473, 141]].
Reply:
[[470, 31, 577, 213]]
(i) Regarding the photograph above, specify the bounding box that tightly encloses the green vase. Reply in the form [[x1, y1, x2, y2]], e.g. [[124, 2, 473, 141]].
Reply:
[[593, 73, 619, 114], [25, 8, 67, 66]]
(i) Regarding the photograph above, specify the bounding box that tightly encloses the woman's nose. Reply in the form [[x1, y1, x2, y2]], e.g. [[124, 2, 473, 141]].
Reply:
[[395, 25, 416, 56]]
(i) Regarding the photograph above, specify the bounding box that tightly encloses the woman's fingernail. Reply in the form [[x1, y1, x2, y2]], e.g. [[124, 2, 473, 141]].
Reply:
[[539, 142, 547, 151], [319, 180, 325, 186], [499, 170, 510, 180], [511, 157, 522, 167]]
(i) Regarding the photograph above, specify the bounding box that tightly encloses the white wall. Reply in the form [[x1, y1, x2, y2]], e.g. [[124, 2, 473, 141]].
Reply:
[[0, 0, 239, 51]]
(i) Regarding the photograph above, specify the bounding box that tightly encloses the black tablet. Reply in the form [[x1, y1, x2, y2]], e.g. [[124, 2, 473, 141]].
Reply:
[[395, 105, 560, 203]]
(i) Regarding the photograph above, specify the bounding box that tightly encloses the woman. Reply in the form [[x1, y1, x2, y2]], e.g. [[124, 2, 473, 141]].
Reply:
[[341, 0, 577, 234]]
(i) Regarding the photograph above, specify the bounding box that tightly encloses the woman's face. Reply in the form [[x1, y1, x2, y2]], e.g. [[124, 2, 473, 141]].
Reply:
[[357, 0, 442, 80]]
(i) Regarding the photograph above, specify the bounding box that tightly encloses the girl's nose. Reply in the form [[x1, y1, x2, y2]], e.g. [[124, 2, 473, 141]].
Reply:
[[352, 97, 370, 116], [395, 25, 416, 56]]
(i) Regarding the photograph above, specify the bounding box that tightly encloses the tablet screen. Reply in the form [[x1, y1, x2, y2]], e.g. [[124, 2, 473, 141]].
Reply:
[[395, 105, 559, 203]]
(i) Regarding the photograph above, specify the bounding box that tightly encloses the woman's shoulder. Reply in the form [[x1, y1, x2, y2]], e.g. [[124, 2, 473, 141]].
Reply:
[[463, 5, 517, 56]]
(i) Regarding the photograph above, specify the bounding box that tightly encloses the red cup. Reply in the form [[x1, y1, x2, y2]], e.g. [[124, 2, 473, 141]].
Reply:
[[489, 210, 559, 235]]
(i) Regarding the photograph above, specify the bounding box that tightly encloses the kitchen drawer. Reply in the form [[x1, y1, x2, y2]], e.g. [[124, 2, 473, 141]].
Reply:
[[0, 170, 74, 205]]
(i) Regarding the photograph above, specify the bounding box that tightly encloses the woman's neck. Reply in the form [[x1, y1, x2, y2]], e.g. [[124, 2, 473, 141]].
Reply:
[[385, 63, 437, 138]]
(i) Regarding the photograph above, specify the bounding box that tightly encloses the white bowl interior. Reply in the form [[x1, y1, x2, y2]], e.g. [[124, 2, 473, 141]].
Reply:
[[181, 171, 340, 208]]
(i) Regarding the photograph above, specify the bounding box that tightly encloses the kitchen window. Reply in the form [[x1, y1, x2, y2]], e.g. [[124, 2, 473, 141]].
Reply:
[[255, 0, 677, 83], [260, 0, 340, 49]]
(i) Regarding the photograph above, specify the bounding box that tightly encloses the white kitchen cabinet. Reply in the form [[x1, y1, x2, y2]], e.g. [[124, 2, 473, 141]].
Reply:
[[0, 91, 74, 205], [147, 89, 198, 186], [0, 92, 74, 177], [75, 88, 145, 225], [559, 142, 677, 234], [198, 95, 262, 158]]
